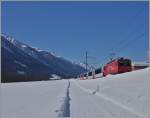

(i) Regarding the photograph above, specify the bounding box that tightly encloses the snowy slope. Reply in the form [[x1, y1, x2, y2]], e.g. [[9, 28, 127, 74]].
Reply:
[[70, 68, 150, 118], [1, 68, 150, 118]]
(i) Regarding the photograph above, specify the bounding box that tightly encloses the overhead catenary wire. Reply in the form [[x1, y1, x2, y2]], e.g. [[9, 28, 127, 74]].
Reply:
[[99, 8, 147, 65], [107, 6, 146, 52], [101, 23, 144, 62], [116, 32, 145, 53], [81, 5, 147, 68], [110, 22, 146, 52], [100, 31, 146, 65]]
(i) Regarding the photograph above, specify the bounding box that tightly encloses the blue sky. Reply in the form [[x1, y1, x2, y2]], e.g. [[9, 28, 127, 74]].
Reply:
[[2, 1, 149, 68]]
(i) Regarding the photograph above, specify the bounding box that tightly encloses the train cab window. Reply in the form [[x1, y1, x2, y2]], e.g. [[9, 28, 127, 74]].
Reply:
[[119, 60, 131, 66], [89, 72, 92, 76], [119, 62, 124, 66]]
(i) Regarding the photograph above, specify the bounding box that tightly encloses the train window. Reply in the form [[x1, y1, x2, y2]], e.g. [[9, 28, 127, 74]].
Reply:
[[119, 62, 124, 66], [88, 72, 92, 76], [119, 60, 131, 66], [95, 68, 101, 74]]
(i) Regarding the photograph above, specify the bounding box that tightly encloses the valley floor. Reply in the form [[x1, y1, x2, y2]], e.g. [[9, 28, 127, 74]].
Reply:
[[1, 68, 150, 118]]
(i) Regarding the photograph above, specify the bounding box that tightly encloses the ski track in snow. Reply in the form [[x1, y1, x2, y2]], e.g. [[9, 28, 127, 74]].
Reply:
[[55, 80, 71, 117], [71, 80, 146, 118]]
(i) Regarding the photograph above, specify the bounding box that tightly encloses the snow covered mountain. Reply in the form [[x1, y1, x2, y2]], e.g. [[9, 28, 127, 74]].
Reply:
[[1, 34, 86, 82]]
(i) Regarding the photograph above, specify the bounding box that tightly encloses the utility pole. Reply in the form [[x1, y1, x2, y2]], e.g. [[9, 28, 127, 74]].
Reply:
[[148, 47, 150, 67], [85, 51, 88, 79], [86, 51, 88, 72], [149, 1, 150, 66]]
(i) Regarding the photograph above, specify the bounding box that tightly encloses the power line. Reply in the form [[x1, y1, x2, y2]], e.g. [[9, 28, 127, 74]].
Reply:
[[108, 6, 146, 52], [116, 32, 145, 53], [99, 6, 147, 64], [111, 22, 146, 52], [99, 31, 145, 65], [100, 22, 147, 64]]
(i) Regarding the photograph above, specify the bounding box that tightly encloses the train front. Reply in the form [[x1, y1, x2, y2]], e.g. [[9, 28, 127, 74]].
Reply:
[[117, 58, 132, 73]]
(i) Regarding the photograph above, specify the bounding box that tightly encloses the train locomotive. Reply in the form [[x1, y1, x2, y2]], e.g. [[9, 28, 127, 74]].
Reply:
[[102, 57, 132, 76]]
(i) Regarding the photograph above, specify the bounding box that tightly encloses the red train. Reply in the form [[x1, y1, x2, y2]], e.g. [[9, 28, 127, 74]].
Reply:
[[102, 57, 132, 76]]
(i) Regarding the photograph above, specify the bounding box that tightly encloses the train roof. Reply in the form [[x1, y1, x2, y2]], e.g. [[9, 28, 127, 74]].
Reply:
[[105, 57, 131, 65]]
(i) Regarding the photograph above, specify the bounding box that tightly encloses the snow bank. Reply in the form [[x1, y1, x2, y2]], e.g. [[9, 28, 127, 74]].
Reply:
[[72, 67, 150, 118]]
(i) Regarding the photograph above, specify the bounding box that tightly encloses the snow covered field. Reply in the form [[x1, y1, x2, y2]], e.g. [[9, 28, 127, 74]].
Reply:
[[1, 80, 69, 118], [1, 68, 150, 118]]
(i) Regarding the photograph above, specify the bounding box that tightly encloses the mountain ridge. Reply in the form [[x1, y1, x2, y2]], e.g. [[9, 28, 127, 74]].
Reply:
[[1, 34, 86, 82]]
